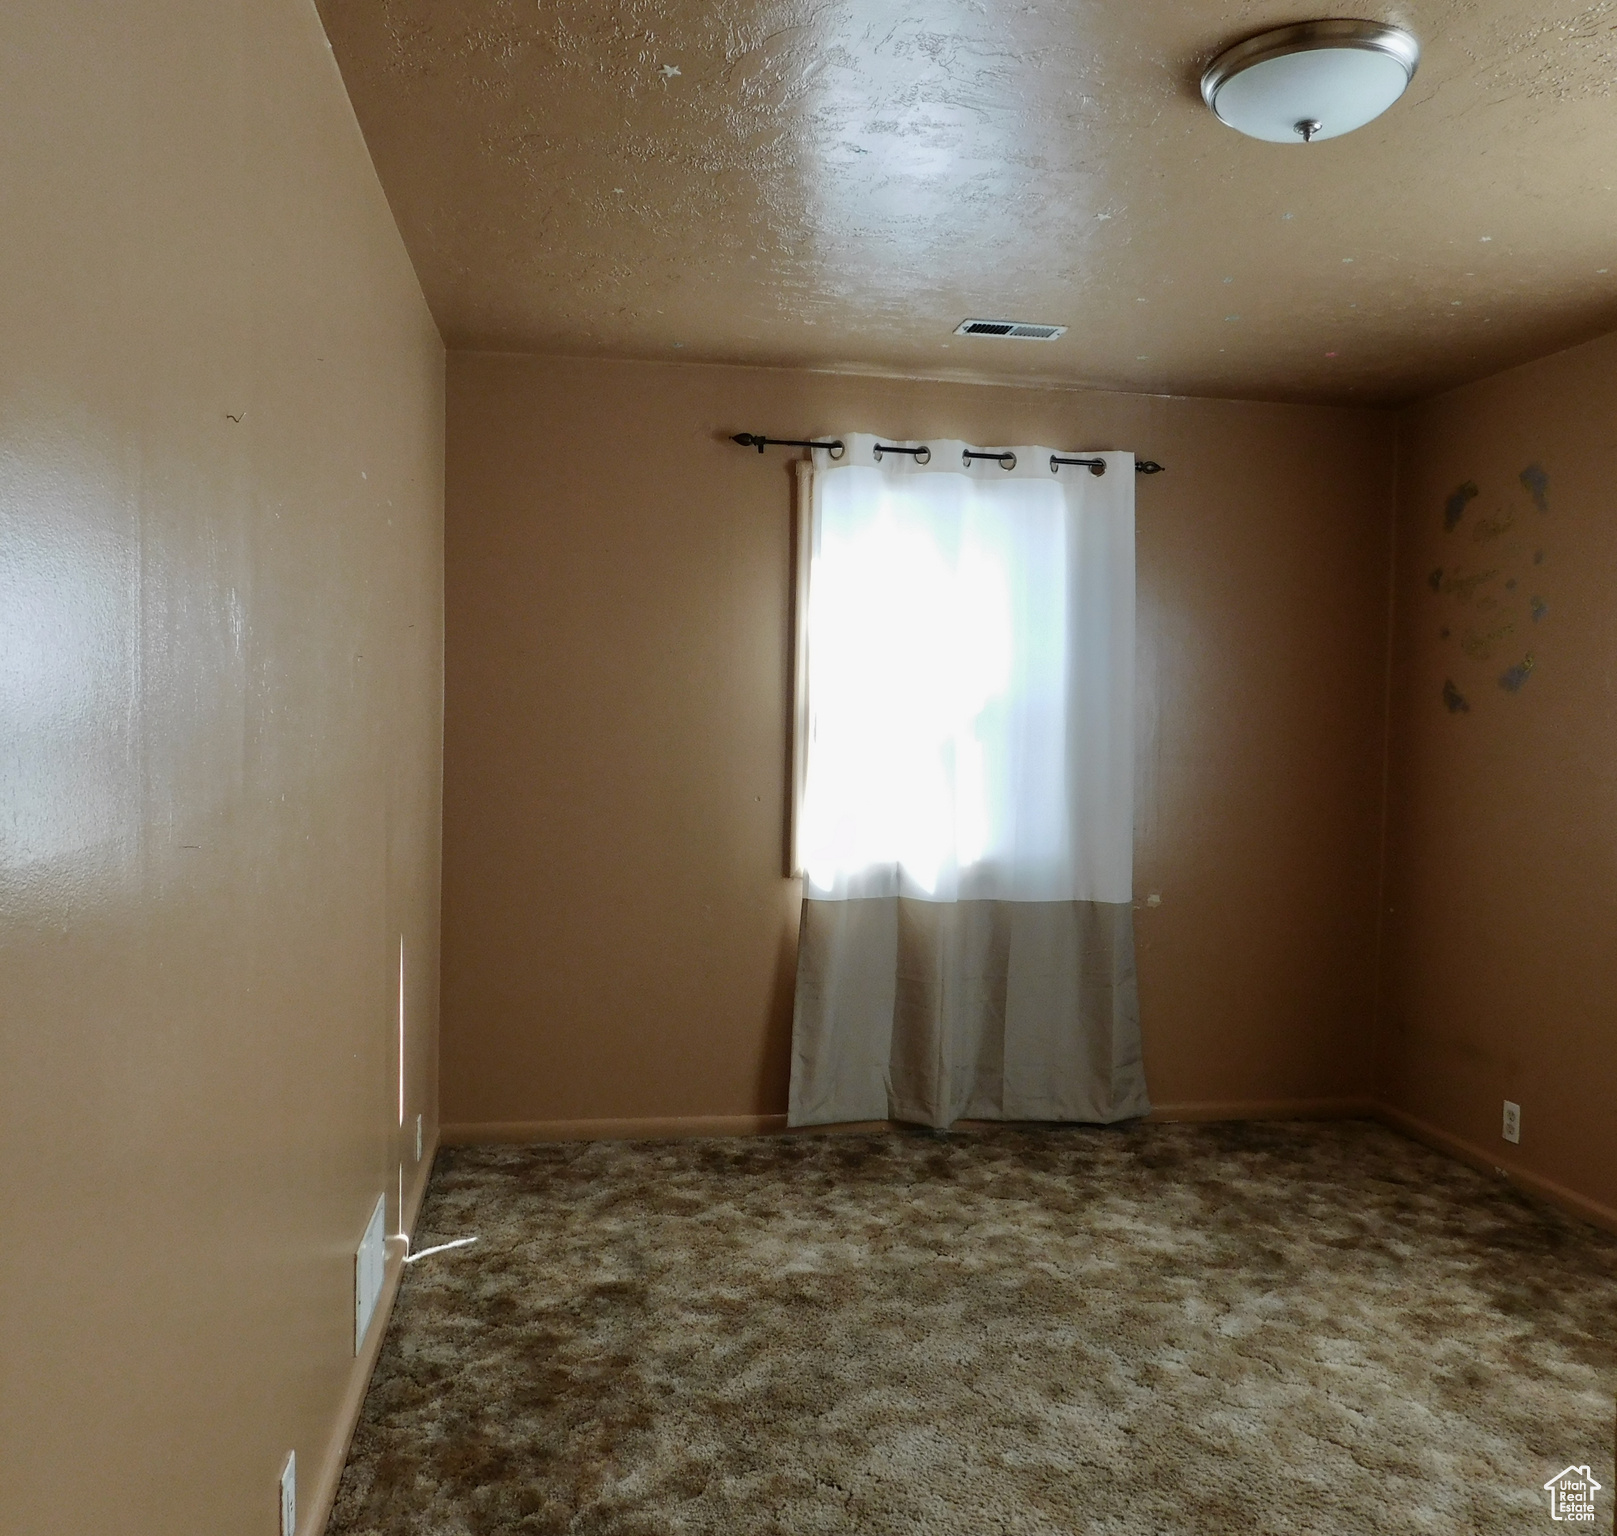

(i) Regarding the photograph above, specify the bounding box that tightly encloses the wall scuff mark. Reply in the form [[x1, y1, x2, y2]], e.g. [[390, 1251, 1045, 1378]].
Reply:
[[1444, 481, 1479, 531], [1498, 654, 1535, 692], [1519, 462, 1550, 511]]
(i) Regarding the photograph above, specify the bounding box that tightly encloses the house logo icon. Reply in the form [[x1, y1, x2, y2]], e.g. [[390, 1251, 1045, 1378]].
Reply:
[[1543, 1465, 1601, 1521]]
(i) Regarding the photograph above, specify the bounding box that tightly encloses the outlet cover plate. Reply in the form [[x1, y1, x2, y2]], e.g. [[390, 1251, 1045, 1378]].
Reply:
[[1502, 1100, 1521, 1145]]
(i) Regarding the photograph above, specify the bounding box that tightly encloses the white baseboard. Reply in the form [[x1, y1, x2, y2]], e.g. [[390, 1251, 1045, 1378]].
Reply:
[[301, 1128, 439, 1536]]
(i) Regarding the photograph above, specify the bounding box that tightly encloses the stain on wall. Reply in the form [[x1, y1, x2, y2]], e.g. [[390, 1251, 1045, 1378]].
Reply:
[[1381, 326, 1617, 1224], [1426, 464, 1552, 706], [1520, 461, 1551, 511], [1443, 480, 1479, 531], [1497, 654, 1535, 692]]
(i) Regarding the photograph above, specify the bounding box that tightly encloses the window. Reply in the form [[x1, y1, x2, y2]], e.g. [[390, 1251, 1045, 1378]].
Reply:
[[793, 435, 1134, 907]]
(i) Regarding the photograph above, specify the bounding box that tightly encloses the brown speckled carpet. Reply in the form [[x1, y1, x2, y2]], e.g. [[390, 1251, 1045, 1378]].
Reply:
[[327, 1122, 1616, 1535]]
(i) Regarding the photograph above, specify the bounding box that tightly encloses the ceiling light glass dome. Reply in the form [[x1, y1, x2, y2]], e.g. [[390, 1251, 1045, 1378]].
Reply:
[[1202, 20, 1420, 144]]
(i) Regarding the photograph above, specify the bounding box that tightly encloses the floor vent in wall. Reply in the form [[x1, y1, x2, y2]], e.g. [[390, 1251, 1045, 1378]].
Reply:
[[355, 1193, 387, 1353], [954, 318, 1067, 340]]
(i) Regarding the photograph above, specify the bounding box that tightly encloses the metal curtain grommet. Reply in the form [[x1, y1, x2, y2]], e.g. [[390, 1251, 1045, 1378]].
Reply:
[[1049, 454, 1106, 475]]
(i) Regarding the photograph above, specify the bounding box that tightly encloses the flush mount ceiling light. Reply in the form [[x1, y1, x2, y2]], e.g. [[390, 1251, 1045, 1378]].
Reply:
[[1201, 20, 1419, 144]]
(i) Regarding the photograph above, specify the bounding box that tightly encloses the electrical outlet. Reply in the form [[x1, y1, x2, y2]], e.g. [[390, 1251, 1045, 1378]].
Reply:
[[1502, 1100, 1521, 1145], [415, 1113, 423, 1162], [279, 1451, 296, 1536]]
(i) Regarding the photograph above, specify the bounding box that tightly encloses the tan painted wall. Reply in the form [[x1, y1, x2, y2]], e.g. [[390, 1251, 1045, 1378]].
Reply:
[[0, 2, 444, 1533], [442, 353, 1395, 1133], [1380, 329, 1617, 1223]]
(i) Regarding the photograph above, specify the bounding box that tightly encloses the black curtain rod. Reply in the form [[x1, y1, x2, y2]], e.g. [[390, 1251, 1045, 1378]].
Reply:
[[732, 433, 846, 457], [732, 433, 1163, 474]]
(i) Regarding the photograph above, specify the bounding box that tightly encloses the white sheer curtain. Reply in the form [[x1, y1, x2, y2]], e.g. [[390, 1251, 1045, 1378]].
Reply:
[[788, 435, 1149, 1130]]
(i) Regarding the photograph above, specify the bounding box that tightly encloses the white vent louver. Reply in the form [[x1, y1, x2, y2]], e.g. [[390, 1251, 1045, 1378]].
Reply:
[[355, 1193, 386, 1354], [955, 318, 1067, 340]]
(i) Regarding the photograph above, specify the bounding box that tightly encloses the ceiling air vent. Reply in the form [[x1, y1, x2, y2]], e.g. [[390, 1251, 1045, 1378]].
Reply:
[[955, 318, 1067, 340]]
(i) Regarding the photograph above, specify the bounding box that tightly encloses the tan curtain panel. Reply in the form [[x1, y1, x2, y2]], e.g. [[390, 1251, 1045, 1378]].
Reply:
[[791, 897, 1148, 1129]]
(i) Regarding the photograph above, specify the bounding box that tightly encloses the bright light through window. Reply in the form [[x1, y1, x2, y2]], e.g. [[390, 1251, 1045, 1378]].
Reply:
[[798, 465, 1071, 900]]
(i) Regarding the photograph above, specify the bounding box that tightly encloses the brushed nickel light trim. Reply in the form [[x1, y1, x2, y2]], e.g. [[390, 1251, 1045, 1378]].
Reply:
[[955, 319, 1067, 340], [1201, 20, 1420, 144]]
